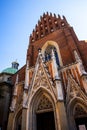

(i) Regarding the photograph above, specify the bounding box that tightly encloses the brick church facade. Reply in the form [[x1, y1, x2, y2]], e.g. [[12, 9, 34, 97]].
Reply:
[[5, 13, 87, 130]]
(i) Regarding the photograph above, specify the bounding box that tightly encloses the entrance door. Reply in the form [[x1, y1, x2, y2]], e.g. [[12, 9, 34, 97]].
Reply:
[[36, 111, 55, 130], [75, 117, 87, 130]]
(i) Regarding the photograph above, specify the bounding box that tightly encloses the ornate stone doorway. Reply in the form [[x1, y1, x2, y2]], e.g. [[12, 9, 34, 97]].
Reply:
[[35, 95, 56, 130], [74, 104, 87, 130], [36, 111, 55, 130], [28, 90, 57, 130], [67, 99, 87, 130]]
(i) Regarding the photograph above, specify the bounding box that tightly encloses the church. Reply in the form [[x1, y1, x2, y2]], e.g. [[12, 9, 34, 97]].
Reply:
[[0, 12, 87, 130]]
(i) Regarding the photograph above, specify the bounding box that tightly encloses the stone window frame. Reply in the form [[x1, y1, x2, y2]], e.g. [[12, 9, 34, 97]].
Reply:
[[42, 40, 63, 66]]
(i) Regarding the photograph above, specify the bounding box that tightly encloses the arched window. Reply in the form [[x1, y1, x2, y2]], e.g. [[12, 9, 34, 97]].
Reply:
[[45, 45, 60, 66]]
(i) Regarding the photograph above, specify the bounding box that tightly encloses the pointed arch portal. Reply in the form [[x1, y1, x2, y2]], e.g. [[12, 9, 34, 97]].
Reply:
[[67, 97, 87, 130], [74, 104, 87, 130], [36, 95, 55, 130], [28, 88, 56, 130], [14, 109, 22, 130]]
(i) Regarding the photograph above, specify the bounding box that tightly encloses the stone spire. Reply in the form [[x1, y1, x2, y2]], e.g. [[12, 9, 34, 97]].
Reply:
[[51, 50, 63, 100], [51, 49, 60, 80]]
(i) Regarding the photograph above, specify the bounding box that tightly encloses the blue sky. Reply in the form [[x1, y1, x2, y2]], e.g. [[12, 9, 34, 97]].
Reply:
[[0, 0, 87, 72]]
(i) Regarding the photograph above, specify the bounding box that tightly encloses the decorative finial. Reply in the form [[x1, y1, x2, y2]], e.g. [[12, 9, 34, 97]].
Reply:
[[62, 15, 68, 23], [43, 12, 45, 16], [47, 12, 49, 15], [58, 14, 61, 19], [40, 16, 42, 20], [38, 20, 40, 24], [33, 29, 34, 32], [54, 13, 56, 18], [35, 24, 37, 28], [50, 12, 52, 16]]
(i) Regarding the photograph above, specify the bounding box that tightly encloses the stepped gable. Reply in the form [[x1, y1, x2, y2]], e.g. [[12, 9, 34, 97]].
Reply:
[[29, 12, 69, 43]]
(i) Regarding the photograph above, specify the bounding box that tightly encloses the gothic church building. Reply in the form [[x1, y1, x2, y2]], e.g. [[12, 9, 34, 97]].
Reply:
[[7, 13, 87, 130]]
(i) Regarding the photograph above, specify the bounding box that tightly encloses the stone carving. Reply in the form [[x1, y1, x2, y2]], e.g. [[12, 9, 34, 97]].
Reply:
[[74, 104, 87, 117], [37, 95, 53, 111], [34, 66, 48, 89], [26, 50, 56, 106], [66, 71, 87, 104]]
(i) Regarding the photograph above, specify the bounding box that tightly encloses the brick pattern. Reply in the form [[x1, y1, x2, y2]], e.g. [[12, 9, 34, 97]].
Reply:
[[11, 13, 87, 91]]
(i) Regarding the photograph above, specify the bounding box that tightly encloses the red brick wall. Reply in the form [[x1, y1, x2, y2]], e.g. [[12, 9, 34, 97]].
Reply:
[[27, 27, 79, 67], [11, 14, 87, 85]]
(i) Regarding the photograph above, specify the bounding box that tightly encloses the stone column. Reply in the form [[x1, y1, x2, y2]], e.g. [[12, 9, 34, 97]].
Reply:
[[10, 74, 19, 112], [51, 50, 69, 130], [22, 60, 29, 130], [23, 60, 29, 108], [7, 112, 14, 130], [51, 49, 63, 100], [7, 74, 19, 130], [55, 101, 69, 130], [22, 109, 28, 130]]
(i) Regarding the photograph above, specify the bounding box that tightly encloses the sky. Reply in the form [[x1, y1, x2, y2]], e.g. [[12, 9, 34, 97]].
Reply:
[[0, 0, 87, 72]]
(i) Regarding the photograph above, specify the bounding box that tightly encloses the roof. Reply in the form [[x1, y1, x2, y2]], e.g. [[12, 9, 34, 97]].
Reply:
[[2, 67, 17, 74]]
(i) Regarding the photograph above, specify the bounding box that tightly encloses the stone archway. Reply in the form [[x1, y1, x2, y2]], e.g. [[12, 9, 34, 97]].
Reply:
[[36, 95, 55, 130], [74, 104, 87, 130], [13, 108, 22, 130], [28, 88, 57, 130], [67, 97, 87, 130]]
